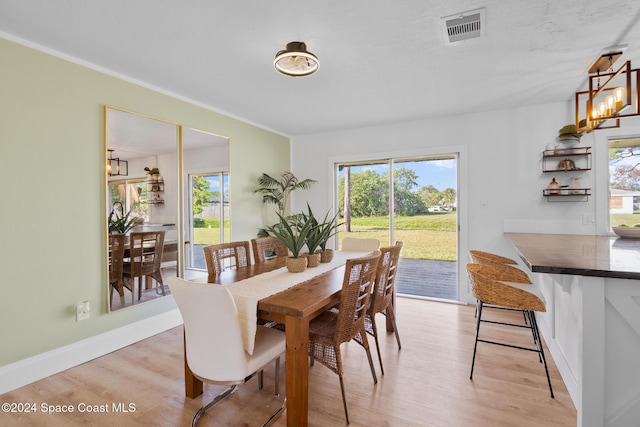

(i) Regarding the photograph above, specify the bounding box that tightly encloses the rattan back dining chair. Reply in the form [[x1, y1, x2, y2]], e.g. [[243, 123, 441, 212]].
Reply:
[[340, 237, 380, 252], [203, 241, 251, 281], [168, 276, 286, 427], [355, 241, 403, 375], [308, 251, 381, 424], [251, 237, 288, 263], [122, 230, 165, 304], [466, 263, 554, 398], [108, 233, 127, 306]]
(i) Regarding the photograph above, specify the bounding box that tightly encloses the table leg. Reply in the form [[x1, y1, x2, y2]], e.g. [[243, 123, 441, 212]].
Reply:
[[184, 330, 203, 398], [285, 315, 310, 427]]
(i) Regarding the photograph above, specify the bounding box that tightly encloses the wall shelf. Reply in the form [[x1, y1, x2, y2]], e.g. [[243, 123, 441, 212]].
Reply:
[[542, 146, 591, 172], [542, 188, 591, 201], [542, 146, 591, 201], [146, 179, 164, 204]]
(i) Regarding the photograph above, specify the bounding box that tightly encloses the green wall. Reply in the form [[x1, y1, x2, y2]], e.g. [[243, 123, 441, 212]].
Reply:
[[0, 38, 290, 366]]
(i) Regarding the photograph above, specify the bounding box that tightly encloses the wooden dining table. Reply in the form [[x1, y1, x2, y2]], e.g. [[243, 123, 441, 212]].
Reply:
[[183, 257, 348, 427]]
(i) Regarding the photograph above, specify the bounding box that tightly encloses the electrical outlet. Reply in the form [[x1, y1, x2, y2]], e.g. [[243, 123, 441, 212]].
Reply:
[[76, 301, 90, 321], [582, 214, 596, 225]]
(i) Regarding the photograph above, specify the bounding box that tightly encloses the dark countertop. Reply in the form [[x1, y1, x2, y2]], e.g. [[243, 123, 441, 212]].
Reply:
[[505, 232, 640, 280]]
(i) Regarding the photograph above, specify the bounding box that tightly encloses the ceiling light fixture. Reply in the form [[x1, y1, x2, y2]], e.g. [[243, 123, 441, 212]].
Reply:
[[575, 49, 640, 132], [274, 41, 319, 77], [107, 149, 128, 176]]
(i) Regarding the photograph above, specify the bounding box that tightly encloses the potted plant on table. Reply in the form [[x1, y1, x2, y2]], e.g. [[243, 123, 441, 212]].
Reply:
[[301, 204, 343, 264], [265, 212, 314, 273], [315, 210, 342, 263], [300, 204, 324, 267]]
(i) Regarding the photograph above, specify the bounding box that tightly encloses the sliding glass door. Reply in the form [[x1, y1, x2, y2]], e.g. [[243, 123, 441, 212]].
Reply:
[[186, 172, 229, 271], [336, 155, 458, 301]]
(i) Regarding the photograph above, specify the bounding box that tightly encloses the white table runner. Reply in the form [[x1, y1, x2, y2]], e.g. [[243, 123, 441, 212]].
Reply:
[[228, 251, 366, 354]]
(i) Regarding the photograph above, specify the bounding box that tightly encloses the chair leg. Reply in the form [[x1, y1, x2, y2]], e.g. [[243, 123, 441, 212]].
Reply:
[[527, 310, 543, 362], [192, 384, 238, 427], [530, 312, 554, 398], [338, 375, 350, 424], [386, 305, 402, 350], [274, 357, 280, 396], [258, 369, 263, 390], [369, 316, 385, 375], [359, 327, 378, 384], [470, 301, 483, 380]]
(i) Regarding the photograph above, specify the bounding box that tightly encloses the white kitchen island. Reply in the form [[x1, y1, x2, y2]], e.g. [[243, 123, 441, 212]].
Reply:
[[505, 233, 640, 427]]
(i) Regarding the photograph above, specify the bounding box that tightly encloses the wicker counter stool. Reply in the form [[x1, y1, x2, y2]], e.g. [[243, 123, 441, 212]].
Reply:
[[470, 249, 531, 323], [469, 249, 518, 267], [467, 263, 554, 398]]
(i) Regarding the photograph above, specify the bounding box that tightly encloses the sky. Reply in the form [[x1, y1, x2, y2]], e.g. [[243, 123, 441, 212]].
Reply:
[[199, 158, 458, 195], [339, 158, 457, 191]]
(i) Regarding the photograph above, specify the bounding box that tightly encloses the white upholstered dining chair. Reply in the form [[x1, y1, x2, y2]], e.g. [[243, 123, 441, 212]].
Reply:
[[340, 237, 380, 252], [168, 277, 286, 426]]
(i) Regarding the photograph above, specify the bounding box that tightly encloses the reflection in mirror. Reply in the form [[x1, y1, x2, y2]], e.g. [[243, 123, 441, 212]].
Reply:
[[181, 127, 230, 280], [106, 107, 179, 311]]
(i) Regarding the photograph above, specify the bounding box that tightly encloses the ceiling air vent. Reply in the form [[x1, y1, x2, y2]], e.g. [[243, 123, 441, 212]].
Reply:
[[441, 8, 486, 44]]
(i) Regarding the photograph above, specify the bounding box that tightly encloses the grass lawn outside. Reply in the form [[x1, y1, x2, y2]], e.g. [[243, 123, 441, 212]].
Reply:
[[611, 213, 640, 227], [338, 212, 457, 261]]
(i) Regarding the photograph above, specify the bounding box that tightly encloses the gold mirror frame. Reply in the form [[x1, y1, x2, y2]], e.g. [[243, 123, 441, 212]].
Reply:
[[104, 106, 229, 312]]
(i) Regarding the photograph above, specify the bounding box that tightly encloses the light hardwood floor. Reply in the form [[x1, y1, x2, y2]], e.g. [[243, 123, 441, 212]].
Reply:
[[1, 298, 576, 426]]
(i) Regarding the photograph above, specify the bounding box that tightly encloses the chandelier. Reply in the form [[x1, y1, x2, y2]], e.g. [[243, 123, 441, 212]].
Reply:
[[575, 50, 640, 132], [107, 149, 128, 176]]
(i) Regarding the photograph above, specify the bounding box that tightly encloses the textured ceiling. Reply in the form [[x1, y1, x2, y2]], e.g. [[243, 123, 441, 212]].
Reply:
[[2, 0, 640, 136]]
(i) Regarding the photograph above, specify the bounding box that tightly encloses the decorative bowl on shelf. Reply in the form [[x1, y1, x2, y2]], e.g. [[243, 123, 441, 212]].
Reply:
[[612, 226, 640, 239]]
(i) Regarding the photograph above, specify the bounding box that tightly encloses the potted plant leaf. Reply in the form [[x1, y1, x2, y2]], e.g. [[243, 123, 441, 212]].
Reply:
[[108, 201, 138, 234], [300, 204, 324, 267], [315, 209, 342, 263], [265, 212, 314, 273], [253, 171, 316, 237]]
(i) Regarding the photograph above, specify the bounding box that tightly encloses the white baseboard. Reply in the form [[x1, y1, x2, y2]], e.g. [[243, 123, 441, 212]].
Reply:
[[0, 309, 183, 395]]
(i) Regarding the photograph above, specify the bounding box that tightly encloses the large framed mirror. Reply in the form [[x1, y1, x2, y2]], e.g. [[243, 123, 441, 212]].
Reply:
[[181, 126, 230, 280], [105, 106, 229, 312]]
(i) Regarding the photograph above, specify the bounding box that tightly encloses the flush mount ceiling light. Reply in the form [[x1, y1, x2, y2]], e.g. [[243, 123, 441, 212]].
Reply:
[[107, 149, 128, 176], [274, 41, 319, 77], [575, 47, 640, 132]]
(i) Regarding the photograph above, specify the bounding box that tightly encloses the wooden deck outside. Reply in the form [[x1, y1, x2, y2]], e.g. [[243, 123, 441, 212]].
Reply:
[[396, 258, 458, 301]]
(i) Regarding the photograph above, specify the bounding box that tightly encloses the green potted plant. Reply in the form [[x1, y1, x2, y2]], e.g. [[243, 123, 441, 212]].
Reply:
[[144, 166, 161, 181], [315, 210, 342, 263], [108, 201, 138, 234], [265, 212, 314, 273], [253, 171, 316, 237], [557, 124, 582, 147], [300, 204, 324, 267]]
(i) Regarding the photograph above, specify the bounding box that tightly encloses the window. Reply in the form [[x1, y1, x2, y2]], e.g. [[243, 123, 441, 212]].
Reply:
[[108, 178, 149, 222], [608, 137, 640, 228]]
